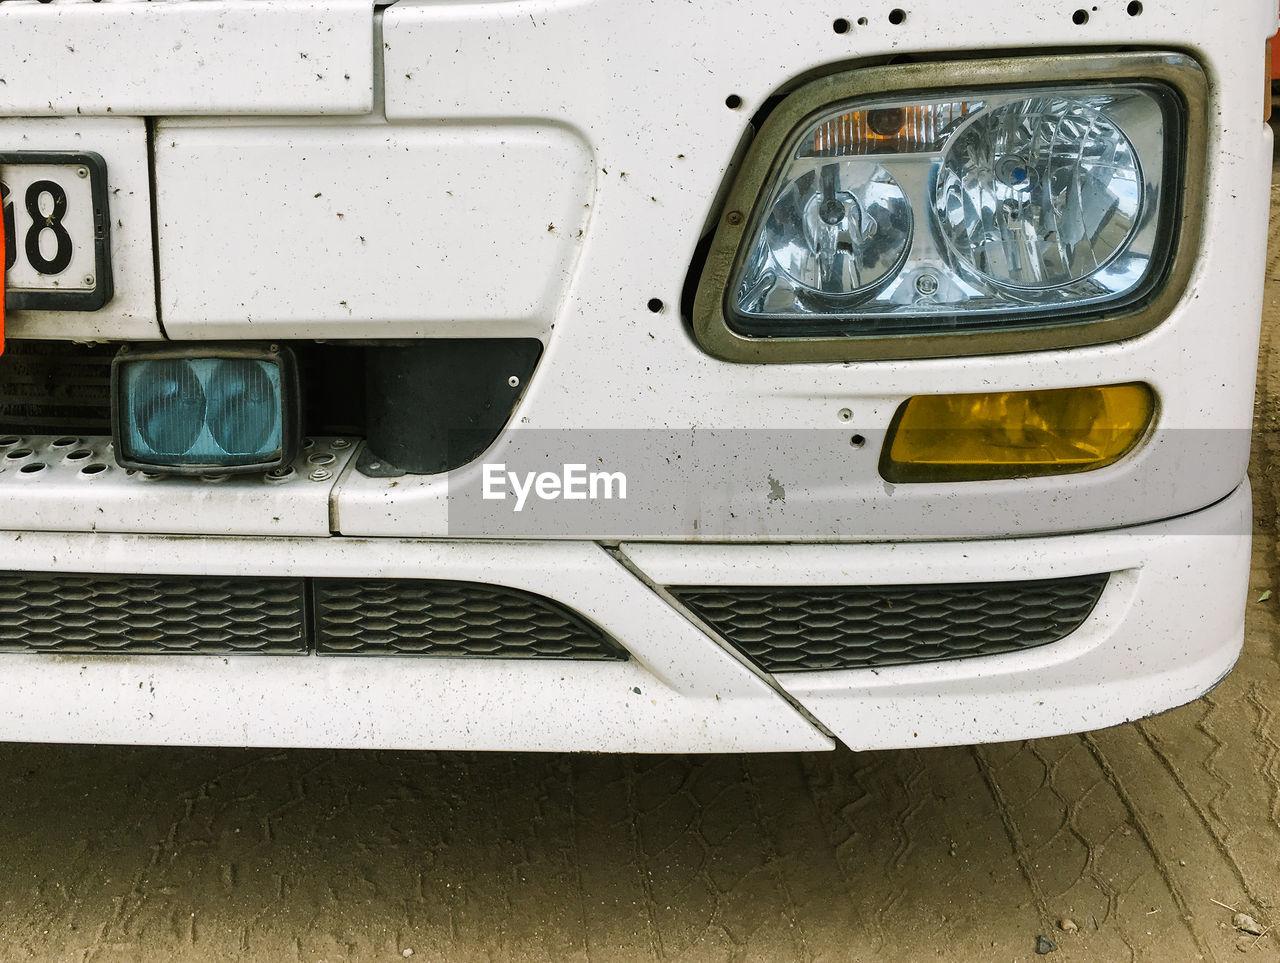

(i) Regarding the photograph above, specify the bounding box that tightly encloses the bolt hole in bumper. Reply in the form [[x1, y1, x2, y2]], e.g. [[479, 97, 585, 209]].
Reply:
[[0, 484, 1248, 751]]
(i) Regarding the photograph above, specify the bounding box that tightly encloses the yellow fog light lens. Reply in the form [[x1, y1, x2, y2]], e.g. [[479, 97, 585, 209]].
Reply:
[[881, 384, 1155, 482]]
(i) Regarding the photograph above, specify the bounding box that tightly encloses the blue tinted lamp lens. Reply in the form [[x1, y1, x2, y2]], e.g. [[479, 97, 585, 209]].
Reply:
[[206, 360, 281, 456], [130, 359, 206, 456], [118, 353, 292, 471]]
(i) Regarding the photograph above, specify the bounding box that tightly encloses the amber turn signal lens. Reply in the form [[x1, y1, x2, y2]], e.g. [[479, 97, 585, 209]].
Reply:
[[880, 384, 1155, 483], [808, 102, 971, 156]]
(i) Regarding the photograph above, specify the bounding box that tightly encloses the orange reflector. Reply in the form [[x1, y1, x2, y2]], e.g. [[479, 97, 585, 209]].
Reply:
[[880, 384, 1155, 483], [808, 102, 971, 156]]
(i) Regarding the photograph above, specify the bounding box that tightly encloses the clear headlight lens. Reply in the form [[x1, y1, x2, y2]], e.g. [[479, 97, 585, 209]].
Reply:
[[759, 164, 913, 301], [729, 83, 1180, 338]]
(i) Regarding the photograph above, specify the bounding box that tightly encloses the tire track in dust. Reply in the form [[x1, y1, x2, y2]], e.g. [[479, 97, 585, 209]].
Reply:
[[81, 749, 320, 963], [740, 755, 812, 963], [640, 756, 796, 958], [972, 736, 1202, 962], [625, 759, 666, 961], [1026, 739, 1130, 956], [970, 745, 1054, 929], [1080, 733, 1215, 961], [564, 757, 593, 961], [799, 748, 1013, 958], [874, 752, 930, 944], [1246, 684, 1280, 835], [1133, 716, 1267, 913], [805, 752, 895, 956]]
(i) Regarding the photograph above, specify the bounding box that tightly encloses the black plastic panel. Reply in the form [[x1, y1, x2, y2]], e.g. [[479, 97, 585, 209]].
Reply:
[[361, 339, 541, 475]]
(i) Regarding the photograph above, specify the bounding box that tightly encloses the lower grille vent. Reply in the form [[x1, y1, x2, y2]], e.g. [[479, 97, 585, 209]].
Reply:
[[0, 572, 307, 654], [0, 572, 623, 660], [313, 579, 626, 660], [669, 575, 1109, 672]]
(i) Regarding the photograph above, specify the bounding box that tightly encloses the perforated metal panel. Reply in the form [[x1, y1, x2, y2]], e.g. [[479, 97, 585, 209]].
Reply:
[[0, 572, 307, 654], [670, 575, 1109, 672], [314, 579, 626, 660]]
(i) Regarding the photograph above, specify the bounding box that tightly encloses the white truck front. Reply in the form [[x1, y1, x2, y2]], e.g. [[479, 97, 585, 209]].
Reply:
[[0, 0, 1270, 752]]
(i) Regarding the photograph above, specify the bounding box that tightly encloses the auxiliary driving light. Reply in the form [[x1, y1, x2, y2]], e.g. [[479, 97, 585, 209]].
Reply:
[[111, 345, 299, 474], [880, 384, 1155, 482]]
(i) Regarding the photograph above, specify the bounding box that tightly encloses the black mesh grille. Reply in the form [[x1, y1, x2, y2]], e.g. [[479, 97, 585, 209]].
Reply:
[[0, 572, 620, 660], [313, 579, 626, 659], [0, 340, 115, 434], [670, 575, 1109, 672], [0, 572, 307, 654]]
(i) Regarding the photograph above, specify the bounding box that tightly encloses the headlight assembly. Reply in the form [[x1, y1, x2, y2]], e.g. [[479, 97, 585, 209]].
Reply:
[[693, 53, 1206, 362]]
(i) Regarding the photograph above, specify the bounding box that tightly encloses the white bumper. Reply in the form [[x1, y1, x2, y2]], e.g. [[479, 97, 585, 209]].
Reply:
[[0, 484, 1248, 752], [625, 483, 1251, 750]]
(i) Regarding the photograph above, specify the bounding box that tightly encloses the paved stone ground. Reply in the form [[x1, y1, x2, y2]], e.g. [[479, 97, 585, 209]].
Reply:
[[2, 147, 1280, 963]]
